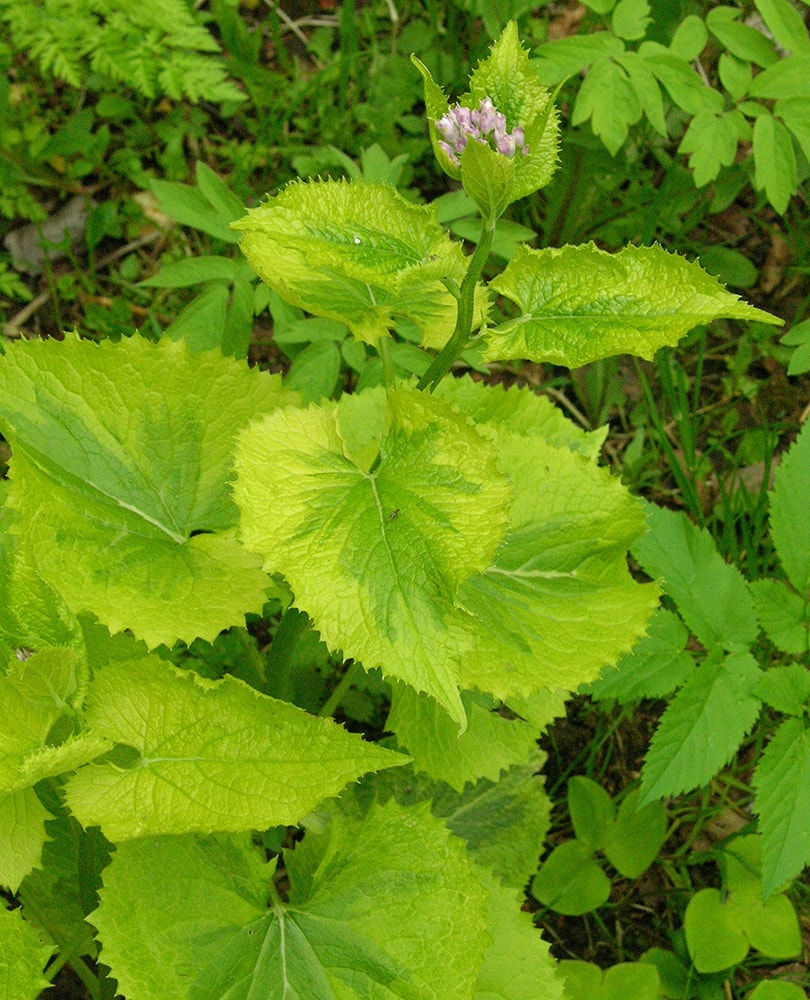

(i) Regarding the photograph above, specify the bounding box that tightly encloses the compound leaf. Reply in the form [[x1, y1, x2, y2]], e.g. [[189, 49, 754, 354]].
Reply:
[[91, 801, 490, 1000], [640, 653, 762, 804], [571, 55, 641, 156], [234, 386, 511, 726], [65, 656, 403, 841], [483, 243, 778, 367], [0, 335, 288, 647]]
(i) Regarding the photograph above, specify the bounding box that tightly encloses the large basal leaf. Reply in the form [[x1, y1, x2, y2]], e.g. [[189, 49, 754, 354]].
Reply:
[[640, 652, 762, 804], [91, 801, 490, 1000], [483, 243, 780, 367], [64, 656, 403, 841], [386, 684, 538, 792], [457, 430, 658, 698], [754, 718, 810, 897], [0, 335, 289, 647], [632, 501, 759, 652], [0, 903, 53, 1000], [234, 386, 511, 725], [233, 179, 470, 347]]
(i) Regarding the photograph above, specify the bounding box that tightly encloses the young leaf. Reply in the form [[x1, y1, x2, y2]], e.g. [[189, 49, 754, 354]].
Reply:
[[64, 656, 404, 841], [234, 386, 511, 725], [568, 777, 614, 852], [684, 888, 750, 972], [0, 789, 50, 894], [457, 431, 658, 698], [91, 801, 491, 1000], [586, 609, 694, 702], [559, 960, 660, 1000], [632, 502, 759, 653], [530, 840, 611, 915], [754, 717, 810, 896], [233, 179, 469, 346], [0, 335, 289, 647], [603, 789, 667, 879], [483, 243, 779, 368], [640, 653, 762, 803], [769, 420, 810, 594], [0, 903, 53, 1000], [386, 684, 537, 792]]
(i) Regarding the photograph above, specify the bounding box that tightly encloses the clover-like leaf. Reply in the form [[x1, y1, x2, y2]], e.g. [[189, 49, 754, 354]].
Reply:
[[233, 179, 469, 346], [0, 335, 289, 647], [64, 656, 404, 841], [234, 385, 511, 725], [484, 243, 780, 367]]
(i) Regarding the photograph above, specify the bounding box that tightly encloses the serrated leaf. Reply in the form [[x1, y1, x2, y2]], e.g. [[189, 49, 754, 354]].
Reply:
[[753, 114, 797, 214], [0, 903, 53, 1000], [770, 421, 810, 594], [754, 718, 810, 896], [233, 179, 468, 346], [756, 665, 810, 716], [603, 789, 667, 878], [64, 656, 403, 840], [0, 335, 288, 647], [474, 873, 563, 1000], [91, 801, 490, 1000], [457, 431, 658, 698], [387, 684, 537, 792], [640, 653, 762, 803], [483, 243, 778, 367], [587, 609, 694, 702], [234, 386, 511, 725], [530, 840, 611, 915], [0, 789, 50, 893], [568, 777, 614, 852], [435, 374, 606, 458], [750, 580, 809, 655], [632, 502, 759, 652], [572, 55, 641, 156]]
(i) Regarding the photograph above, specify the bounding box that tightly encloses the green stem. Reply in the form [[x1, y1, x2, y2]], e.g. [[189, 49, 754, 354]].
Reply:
[[319, 661, 359, 717], [417, 217, 494, 392], [378, 334, 397, 391]]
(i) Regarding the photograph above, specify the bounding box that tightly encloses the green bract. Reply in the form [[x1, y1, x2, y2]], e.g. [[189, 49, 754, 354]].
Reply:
[[233, 179, 478, 346], [413, 21, 560, 219]]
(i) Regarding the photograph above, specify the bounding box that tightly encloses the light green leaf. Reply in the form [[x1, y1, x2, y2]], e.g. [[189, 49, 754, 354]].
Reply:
[[770, 420, 810, 594], [234, 386, 511, 725], [0, 789, 50, 894], [0, 903, 53, 1000], [474, 873, 563, 1000], [749, 55, 810, 98], [669, 15, 709, 61], [458, 431, 658, 698], [532, 33, 624, 86], [65, 656, 403, 841], [640, 653, 762, 804], [756, 664, 810, 716], [754, 0, 810, 55], [559, 960, 660, 1000], [718, 53, 752, 102], [754, 114, 797, 213], [754, 717, 810, 896], [568, 777, 614, 852], [91, 801, 490, 1000], [572, 56, 641, 156], [435, 374, 607, 459], [749, 981, 808, 1000], [750, 580, 809, 656], [611, 0, 651, 41], [603, 789, 667, 879], [150, 176, 241, 243], [615, 50, 668, 137], [459, 136, 515, 226], [285, 340, 342, 403], [705, 6, 780, 66], [640, 46, 725, 113], [139, 254, 251, 288], [776, 96, 810, 162], [632, 502, 759, 652], [586, 609, 694, 702], [530, 840, 611, 915], [685, 888, 750, 972], [0, 335, 287, 647], [233, 179, 467, 346], [679, 110, 749, 186], [483, 243, 779, 368], [387, 684, 537, 792], [163, 280, 229, 348]]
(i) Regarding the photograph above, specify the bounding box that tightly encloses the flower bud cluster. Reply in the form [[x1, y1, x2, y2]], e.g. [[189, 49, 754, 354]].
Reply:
[[435, 97, 529, 166]]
